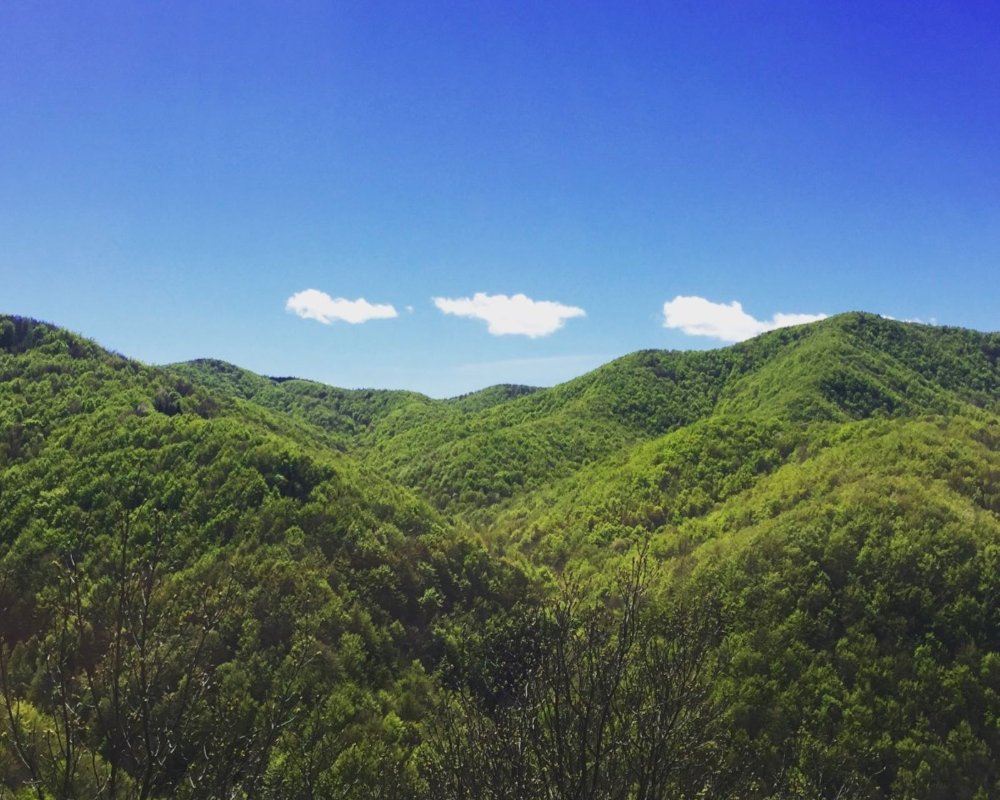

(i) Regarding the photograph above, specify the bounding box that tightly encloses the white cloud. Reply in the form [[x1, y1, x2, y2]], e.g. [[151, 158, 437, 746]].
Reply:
[[433, 292, 586, 337], [286, 289, 398, 325], [881, 314, 936, 325], [662, 296, 827, 342]]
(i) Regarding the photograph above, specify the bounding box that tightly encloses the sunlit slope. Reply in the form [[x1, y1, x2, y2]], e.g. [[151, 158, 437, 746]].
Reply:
[[365, 313, 999, 517], [5, 312, 1000, 796], [484, 403, 1000, 793], [170, 314, 1000, 519], [173, 342, 754, 512], [166, 313, 1000, 542], [0, 318, 433, 530], [680, 413, 1000, 796], [167, 357, 434, 445], [0, 315, 535, 795], [476, 313, 1000, 561], [715, 313, 1000, 420], [0, 315, 523, 666]]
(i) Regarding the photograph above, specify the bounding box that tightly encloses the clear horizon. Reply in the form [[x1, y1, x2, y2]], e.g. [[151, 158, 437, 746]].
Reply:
[[4, 3, 999, 396]]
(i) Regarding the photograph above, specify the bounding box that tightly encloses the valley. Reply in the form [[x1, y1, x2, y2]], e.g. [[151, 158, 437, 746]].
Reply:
[[2, 312, 999, 798]]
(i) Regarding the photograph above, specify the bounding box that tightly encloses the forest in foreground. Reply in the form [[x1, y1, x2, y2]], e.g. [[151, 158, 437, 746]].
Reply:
[[1, 311, 999, 799]]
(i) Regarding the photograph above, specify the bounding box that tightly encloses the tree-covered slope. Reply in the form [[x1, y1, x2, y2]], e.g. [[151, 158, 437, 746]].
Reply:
[[681, 413, 1000, 797], [0, 317, 533, 798], [172, 345, 746, 514], [169, 314, 1000, 521], [168, 359, 541, 449], [475, 314, 1000, 559], [166, 358, 432, 446], [448, 314, 1000, 796], [476, 410, 1000, 795], [715, 313, 1000, 420], [4, 312, 1000, 799]]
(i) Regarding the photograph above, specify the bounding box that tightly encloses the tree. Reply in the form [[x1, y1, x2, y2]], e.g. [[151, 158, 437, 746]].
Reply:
[[0, 505, 327, 799], [421, 552, 739, 800]]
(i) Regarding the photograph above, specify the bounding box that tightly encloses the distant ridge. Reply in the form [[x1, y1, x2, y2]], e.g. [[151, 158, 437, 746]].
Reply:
[[2, 309, 1000, 795]]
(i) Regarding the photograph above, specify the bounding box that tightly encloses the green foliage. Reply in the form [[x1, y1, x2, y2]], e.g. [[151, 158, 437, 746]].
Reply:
[[3, 311, 1000, 798], [0, 316, 531, 798], [420, 559, 736, 800], [675, 415, 1000, 798]]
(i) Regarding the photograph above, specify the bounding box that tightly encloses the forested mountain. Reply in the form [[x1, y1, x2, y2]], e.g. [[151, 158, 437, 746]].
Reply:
[[0, 317, 531, 798], [2, 312, 1000, 798], [175, 312, 1000, 518]]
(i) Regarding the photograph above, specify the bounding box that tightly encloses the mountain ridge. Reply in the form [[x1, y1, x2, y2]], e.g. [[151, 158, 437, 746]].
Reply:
[[3, 310, 1000, 797], [10, 311, 1000, 519]]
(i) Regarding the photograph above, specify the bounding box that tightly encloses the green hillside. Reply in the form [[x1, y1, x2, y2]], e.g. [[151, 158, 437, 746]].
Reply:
[[2, 312, 1000, 798], [687, 414, 1000, 797], [485, 315, 1000, 563], [167, 360, 540, 450], [0, 317, 531, 798], [174, 313, 1000, 521], [166, 358, 432, 446], [381, 312, 1000, 520]]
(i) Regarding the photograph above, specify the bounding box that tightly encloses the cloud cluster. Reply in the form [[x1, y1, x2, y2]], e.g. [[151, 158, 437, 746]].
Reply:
[[433, 292, 586, 338], [285, 287, 833, 346], [882, 314, 935, 325], [286, 289, 398, 324], [662, 296, 827, 342]]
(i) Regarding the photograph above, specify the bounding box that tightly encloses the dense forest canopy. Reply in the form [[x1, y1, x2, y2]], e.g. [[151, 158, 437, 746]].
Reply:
[[2, 312, 999, 798]]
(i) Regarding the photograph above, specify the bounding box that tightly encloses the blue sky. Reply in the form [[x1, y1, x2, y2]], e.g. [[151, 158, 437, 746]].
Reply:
[[3, 2, 999, 396]]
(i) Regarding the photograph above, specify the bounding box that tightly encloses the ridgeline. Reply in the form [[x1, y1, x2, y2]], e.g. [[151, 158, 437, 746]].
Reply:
[[2, 312, 999, 798]]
